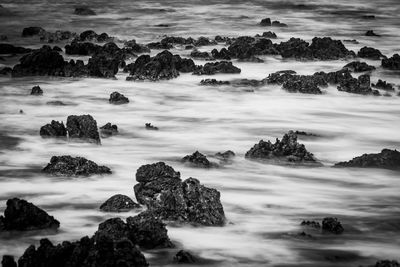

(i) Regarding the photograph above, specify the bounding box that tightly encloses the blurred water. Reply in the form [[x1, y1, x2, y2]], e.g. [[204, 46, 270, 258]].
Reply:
[[0, 0, 400, 266]]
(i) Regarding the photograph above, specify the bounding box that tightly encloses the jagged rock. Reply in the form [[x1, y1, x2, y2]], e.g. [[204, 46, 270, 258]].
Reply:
[[39, 30, 76, 43], [301, 220, 321, 228], [100, 123, 118, 137], [211, 48, 231, 60], [294, 131, 319, 137], [134, 162, 225, 225], [342, 61, 375, 72], [174, 250, 197, 263], [322, 217, 344, 234], [372, 79, 395, 91], [147, 41, 173, 50], [375, 260, 400, 267], [109, 91, 129, 104], [181, 151, 216, 168], [337, 74, 380, 95], [161, 36, 193, 45], [145, 123, 158, 130], [42, 155, 111, 176], [76, 30, 113, 42], [382, 54, 400, 70], [266, 71, 325, 94], [215, 150, 235, 161], [334, 149, 400, 170], [74, 6, 96, 15], [365, 30, 380, 37], [1, 255, 17, 267], [260, 18, 271, 26], [22, 27, 45, 37], [193, 61, 241, 75], [86, 53, 120, 78], [0, 198, 59, 231], [357, 46, 386, 60], [66, 114, 101, 143], [228, 36, 278, 59], [100, 194, 140, 212], [40, 120, 67, 137], [200, 79, 230, 86], [0, 43, 32, 54], [30, 85, 43, 95], [256, 31, 277, 38], [174, 55, 197, 73], [245, 131, 320, 164], [272, 20, 287, 27], [214, 35, 232, 43]]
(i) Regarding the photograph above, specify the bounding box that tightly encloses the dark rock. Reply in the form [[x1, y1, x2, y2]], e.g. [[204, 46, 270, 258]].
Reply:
[[174, 55, 197, 73], [342, 61, 375, 72], [52, 46, 62, 52], [361, 15, 375, 20], [211, 48, 231, 60], [0, 43, 32, 54], [245, 130, 320, 164], [78, 30, 99, 42], [87, 53, 120, 78], [214, 36, 232, 43], [237, 56, 264, 63], [375, 260, 400, 267], [174, 250, 197, 263], [343, 39, 359, 44], [30, 85, 43, 95], [266, 71, 325, 94], [260, 18, 271, 26], [124, 39, 150, 53], [134, 162, 225, 225], [46, 100, 66, 106], [193, 37, 216, 47], [40, 120, 67, 137], [100, 194, 140, 212], [365, 30, 380, 37], [145, 123, 158, 130], [66, 114, 101, 143], [65, 41, 102, 56], [372, 79, 395, 91], [301, 220, 321, 228], [1, 255, 17, 267], [39, 30, 76, 43], [42, 155, 111, 176], [232, 79, 265, 87], [200, 79, 230, 86], [181, 151, 215, 168], [277, 38, 310, 59], [337, 74, 380, 95], [147, 41, 173, 50], [0, 198, 59, 231], [100, 123, 118, 137], [322, 217, 344, 234], [228, 36, 278, 59], [74, 6, 96, 15], [109, 91, 129, 104], [215, 150, 235, 161], [272, 20, 287, 27], [382, 54, 400, 70], [161, 36, 193, 45], [259, 31, 277, 38], [294, 131, 319, 137], [0, 67, 12, 75], [155, 24, 169, 27], [193, 61, 241, 75], [334, 149, 400, 170], [22, 27, 45, 37], [357, 46, 386, 60], [190, 49, 210, 59]]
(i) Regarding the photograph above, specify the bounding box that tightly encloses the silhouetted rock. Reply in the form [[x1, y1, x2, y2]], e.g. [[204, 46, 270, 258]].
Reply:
[[258, 31, 277, 38], [365, 30, 380, 37], [39, 30, 76, 43], [124, 39, 150, 53], [145, 123, 158, 130], [342, 61, 375, 72], [174, 250, 197, 263], [0, 43, 32, 54], [215, 150, 235, 161], [334, 149, 400, 170], [372, 79, 395, 91], [100, 123, 118, 137], [76, 30, 112, 42], [40, 120, 67, 137], [245, 130, 320, 164], [181, 151, 216, 168], [66, 114, 100, 143], [193, 61, 241, 75], [200, 79, 230, 86], [100, 194, 140, 212], [211, 48, 231, 60], [375, 260, 400, 267], [134, 162, 225, 225], [109, 91, 129, 104], [301, 220, 321, 228], [228, 36, 278, 59], [260, 18, 271, 26], [357, 46, 386, 60], [190, 49, 210, 59], [87, 53, 120, 78], [322, 217, 344, 234], [271, 20, 287, 27], [382, 54, 400, 70], [194, 37, 216, 47], [0, 198, 59, 231], [337, 74, 380, 95], [30, 85, 43, 95], [74, 6, 96, 15], [1, 255, 17, 267], [65, 41, 102, 56], [22, 27, 45, 37]]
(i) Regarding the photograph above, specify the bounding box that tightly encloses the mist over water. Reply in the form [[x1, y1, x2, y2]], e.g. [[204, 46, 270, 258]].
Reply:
[[0, 0, 400, 266]]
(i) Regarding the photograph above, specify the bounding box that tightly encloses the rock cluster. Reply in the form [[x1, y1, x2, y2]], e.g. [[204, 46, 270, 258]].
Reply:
[[357, 46, 385, 60], [334, 149, 400, 170], [342, 61, 375, 72], [266, 70, 324, 94], [193, 61, 241, 75], [322, 217, 344, 234]]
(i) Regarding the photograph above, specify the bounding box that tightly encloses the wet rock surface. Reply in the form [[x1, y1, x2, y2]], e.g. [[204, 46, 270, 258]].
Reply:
[[42, 155, 111, 176], [375, 260, 400, 267], [109, 91, 129, 104], [100, 194, 140, 212], [334, 149, 400, 170], [22, 27, 46, 37], [337, 74, 379, 95], [40, 120, 67, 137], [66, 114, 101, 143], [266, 70, 325, 94], [181, 151, 216, 168], [200, 79, 230, 86], [0, 198, 59, 231], [145, 123, 158, 130]]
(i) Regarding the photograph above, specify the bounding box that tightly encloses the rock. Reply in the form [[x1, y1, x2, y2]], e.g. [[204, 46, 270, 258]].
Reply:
[[30, 85, 43, 95], [193, 61, 241, 75], [42, 155, 111, 177], [0, 198, 59, 231], [0, 43, 32, 54], [65, 41, 102, 56], [382, 54, 400, 70], [174, 250, 197, 263], [190, 49, 210, 59], [362, 15, 375, 20], [265, 71, 325, 94], [272, 20, 287, 27], [357, 46, 386, 60], [342, 61, 375, 72], [77, 30, 106, 42], [100, 194, 140, 212], [147, 41, 173, 50], [1, 256, 17, 267], [294, 131, 319, 137], [181, 151, 216, 168], [124, 39, 150, 53], [161, 36, 193, 45], [87, 53, 120, 78], [74, 6, 96, 15], [259, 31, 277, 38], [337, 74, 380, 95], [134, 162, 225, 225], [0, 67, 12, 75], [18, 236, 148, 267], [260, 18, 271, 26], [301, 220, 321, 228], [40, 120, 67, 137], [145, 123, 158, 130], [100, 123, 118, 137], [334, 149, 400, 170], [22, 27, 45, 37], [109, 91, 129, 104], [372, 79, 395, 91], [215, 150, 235, 161], [200, 79, 230, 86], [39, 30, 76, 43], [228, 36, 278, 59], [193, 37, 216, 47], [238, 56, 264, 63], [66, 114, 101, 143], [211, 48, 231, 60], [46, 100, 66, 106], [343, 39, 359, 44], [174, 55, 197, 73], [375, 260, 400, 267], [322, 217, 344, 234], [232, 79, 264, 87], [245, 130, 320, 164], [365, 30, 380, 37]]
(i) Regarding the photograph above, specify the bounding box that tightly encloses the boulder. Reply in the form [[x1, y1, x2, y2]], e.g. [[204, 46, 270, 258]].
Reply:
[[322, 217, 344, 234], [258, 31, 277, 38], [193, 61, 241, 75], [342, 61, 375, 72], [22, 27, 45, 37], [372, 79, 394, 91], [134, 162, 225, 225], [357, 46, 385, 60], [190, 49, 210, 59], [365, 30, 380, 37], [42, 155, 111, 176], [382, 54, 400, 70], [193, 37, 216, 47], [1, 256, 17, 267], [99, 123, 118, 137], [145, 123, 158, 130], [271, 20, 287, 27], [30, 85, 43, 95], [124, 39, 150, 53], [66, 114, 101, 143], [40, 120, 67, 137], [334, 149, 400, 170], [211, 48, 231, 60], [109, 91, 129, 104], [39, 30, 76, 43], [245, 130, 320, 164], [74, 6, 96, 15], [100, 194, 140, 212], [228, 37, 278, 59], [174, 250, 197, 263], [181, 151, 216, 168], [260, 18, 271, 26], [337, 74, 380, 95], [0, 198, 59, 231], [65, 41, 102, 56], [86, 53, 119, 78], [0, 43, 32, 54]]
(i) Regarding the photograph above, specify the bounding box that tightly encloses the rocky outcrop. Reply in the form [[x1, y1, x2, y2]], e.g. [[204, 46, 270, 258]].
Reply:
[[75, 30, 113, 43], [0, 198, 59, 231], [0, 43, 32, 54], [372, 79, 394, 91], [357, 46, 386, 60], [245, 131, 320, 164], [334, 149, 400, 170], [42, 155, 111, 176], [193, 61, 241, 75], [124, 39, 150, 53], [190, 49, 210, 59], [66, 114, 100, 143], [382, 54, 400, 70], [74, 6, 96, 15], [134, 162, 225, 225], [375, 260, 400, 267], [1, 255, 16, 267], [322, 217, 344, 234], [265, 70, 325, 94], [30, 85, 43, 95], [200, 79, 230, 86], [99, 123, 118, 137], [100, 194, 140, 212], [342, 61, 375, 72], [181, 151, 216, 168], [145, 123, 158, 130], [260, 18, 272, 26], [109, 91, 129, 104], [64, 41, 102, 56], [40, 120, 67, 137], [22, 27, 46, 37], [337, 74, 379, 95]]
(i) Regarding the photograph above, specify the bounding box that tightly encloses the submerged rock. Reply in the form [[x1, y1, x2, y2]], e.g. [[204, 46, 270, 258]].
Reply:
[[74, 6, 96, 15], [22, 27, 45, 37], [109, 91, 129, 104], [0, 43, 32, 54], [337, 74, 380, 95], [42, 155, 111, 176], [46, 100, 66, 106], [211, 48, 231, 60], [193, 61, 241, 75], [40, 120, 67, 137], [215, 150, 235, 161], [372, 79, 395, 91], [134, 162, 225, 225], [145, 123, 158, 130], [256, 31, 277, 38], [342, 61, 375, 72], [382, 54, 400, 70], [200, 79, 230, 86], [174, 250, 197, 263], [190, 49, 210, 59], [365, 30, 380, 37], [245, 130, 320, 164], [100, 123, 118, 137], [322, 217, 344, 234], [181, 151, 216, 168], [357, 46, 386, 60], [0, 198, 59, 231], [66, 114, 101, 143], [334, 149, 400, 170], [30, 85, 43, 95], [100, 194, 140, 212]]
